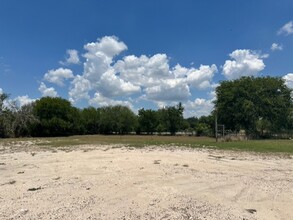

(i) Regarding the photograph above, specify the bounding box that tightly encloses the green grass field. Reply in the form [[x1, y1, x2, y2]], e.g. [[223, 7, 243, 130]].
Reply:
[[0, 135, 292, 154]]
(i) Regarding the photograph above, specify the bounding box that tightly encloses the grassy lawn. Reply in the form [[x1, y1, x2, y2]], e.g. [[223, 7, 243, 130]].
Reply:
[[0, 135, 292, 154]]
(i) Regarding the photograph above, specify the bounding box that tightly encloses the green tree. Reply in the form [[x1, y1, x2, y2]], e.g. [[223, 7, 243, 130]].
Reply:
[[32, 97, 81, 137], [138, 109, 158, 134], [99, 105, 137, 134], [186, 117, 199, 130], [215, 77, 292, 136], [186, 115, 214, 136], [81, 107, 100, 134], [195, 123, 211, 136], [157, 103, 184, 135]]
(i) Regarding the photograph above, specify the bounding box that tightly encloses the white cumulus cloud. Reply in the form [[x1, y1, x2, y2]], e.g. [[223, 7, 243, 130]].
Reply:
[[114, 54, 216, 102], [173, 64, 189, 78], [222, 49, 267, 80], [99, 69, 141, 97], [184, 98, 214, 118], [278, 21, 293, 36], [186, 64, 218, 89], [44, 68, 74, 86], [271, 43, 283, 51], [60, 49, 80, 65], [145, 79, 190, 102], [38, 82, 58, 97], [115, 54, 171, 87], [14, 95, 36, 107], [82, 36, 127, 83], [0, 88, 3, 94], [89, 92, 133, 109], [63, 35, 218, 108], [85, 36, 127, 58], [283, 73, 293, 89], [69, 75, 91, 103]]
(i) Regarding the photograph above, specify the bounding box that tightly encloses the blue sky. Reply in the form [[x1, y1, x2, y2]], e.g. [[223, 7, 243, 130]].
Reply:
[[0, 0, 293, 117]]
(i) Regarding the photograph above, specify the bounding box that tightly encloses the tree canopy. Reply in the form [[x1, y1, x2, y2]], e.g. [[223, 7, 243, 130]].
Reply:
[[32, 97, 82, 137], [138, 109, 158, 134], [99, 105, 138, 134], [215, 76, 292, 136]]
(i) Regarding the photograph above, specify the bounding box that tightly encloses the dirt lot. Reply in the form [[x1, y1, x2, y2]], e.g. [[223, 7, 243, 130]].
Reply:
[[0, 143, 292, 220]]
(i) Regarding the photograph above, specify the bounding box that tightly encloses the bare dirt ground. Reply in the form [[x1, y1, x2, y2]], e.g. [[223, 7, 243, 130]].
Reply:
[[0, 143, 292, 220]]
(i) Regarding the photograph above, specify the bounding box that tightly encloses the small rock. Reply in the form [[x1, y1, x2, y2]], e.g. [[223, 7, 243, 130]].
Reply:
[[9, 180, 16, 185], [246, 209, 257, 214], [20, 209, 29, 215], [28, 187, 42, 191]]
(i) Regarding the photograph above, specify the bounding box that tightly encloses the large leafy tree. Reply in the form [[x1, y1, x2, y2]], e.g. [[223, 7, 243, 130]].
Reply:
[[157, 103, 184, 135], [81, 107, 100, 134], [99, 105, 137, 134], [215, 77, 292, 136], [185, 115, 214, 136], [32, 97, 82, 137], [138, 109, 158, 134]]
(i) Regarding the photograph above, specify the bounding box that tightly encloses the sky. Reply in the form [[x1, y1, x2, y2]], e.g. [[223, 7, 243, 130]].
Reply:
[[0, 0, 293, 117]]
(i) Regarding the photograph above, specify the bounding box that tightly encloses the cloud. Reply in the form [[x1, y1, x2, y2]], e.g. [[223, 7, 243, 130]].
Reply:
[[99, 69, 141, 97], [172, 64, 189, 78], [278, 21, 293, 36], [69, 36, 130, 103], [283, 73, 293, 89], [115, 54, 171, 87], [0, 88, 3, 94], [186, 64, 218, 89], [85, 36, 127, 58], [271, 43, 283, 51], [114, 54, 216, 102], [44, 68, 74, 86], [222, 49, 267, 80], [14, 95, 36, 107], [89, 92, 133, 109], [145, 79, 190, 102], [184, 98, 214, 118], [82, 36, 127, 82], [52, 35, 217, 110], [207, 83, 219, 101], [38, 82, 58, 97], [68, 36, 217, 105], [60, 49, 80, 65], [68, 75, 91, 103]]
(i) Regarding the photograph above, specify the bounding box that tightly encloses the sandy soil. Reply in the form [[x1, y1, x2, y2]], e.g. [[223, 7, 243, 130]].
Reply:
[[0, 143, 292, 220]]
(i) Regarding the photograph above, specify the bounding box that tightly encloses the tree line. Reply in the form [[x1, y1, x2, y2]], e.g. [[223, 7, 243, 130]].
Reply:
[[0, 95, 203, 138], [1, 76, 292, 138]]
